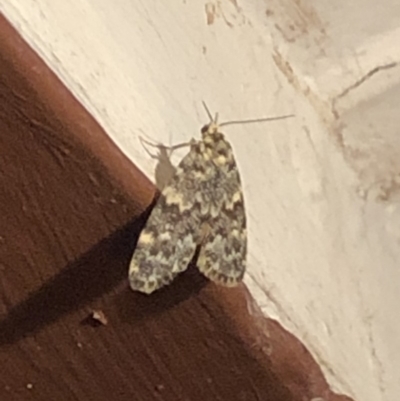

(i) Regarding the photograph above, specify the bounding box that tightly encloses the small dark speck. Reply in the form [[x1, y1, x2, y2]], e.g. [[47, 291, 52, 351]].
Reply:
[[155, 384, 165, 392]]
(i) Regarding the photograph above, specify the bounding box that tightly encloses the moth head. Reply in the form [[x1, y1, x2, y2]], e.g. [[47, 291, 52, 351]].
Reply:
[[201, 102, 221, 139], [201, 120, 220, 137]]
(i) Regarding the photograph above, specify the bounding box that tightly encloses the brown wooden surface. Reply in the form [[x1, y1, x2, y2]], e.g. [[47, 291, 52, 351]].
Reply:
[[0, 14, 353, 401]]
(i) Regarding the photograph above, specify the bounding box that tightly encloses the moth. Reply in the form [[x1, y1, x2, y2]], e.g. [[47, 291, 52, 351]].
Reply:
[[129, 104, 292, 294]]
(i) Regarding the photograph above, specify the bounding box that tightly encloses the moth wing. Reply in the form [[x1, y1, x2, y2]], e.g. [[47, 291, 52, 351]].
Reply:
[[129, 144, 203, 294], [196, 143, 247, 286]]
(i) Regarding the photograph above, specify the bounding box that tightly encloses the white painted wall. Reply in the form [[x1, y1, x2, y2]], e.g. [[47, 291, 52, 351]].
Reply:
[[1, 1, 399, 400]]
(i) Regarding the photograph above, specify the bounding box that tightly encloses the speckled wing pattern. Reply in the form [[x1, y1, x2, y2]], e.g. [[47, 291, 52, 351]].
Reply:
[[196, 126, 246, 286], [129, 121, 246, 294]]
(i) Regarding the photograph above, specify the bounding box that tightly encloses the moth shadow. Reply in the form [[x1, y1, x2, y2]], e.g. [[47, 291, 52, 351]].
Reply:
[[138, 134, 191, 191], [0, 206, 152, 346], [117, 259, 209, 324]]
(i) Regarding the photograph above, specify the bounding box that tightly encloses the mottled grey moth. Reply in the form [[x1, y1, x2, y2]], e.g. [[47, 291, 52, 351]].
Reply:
[[129, 105, 292, 294]]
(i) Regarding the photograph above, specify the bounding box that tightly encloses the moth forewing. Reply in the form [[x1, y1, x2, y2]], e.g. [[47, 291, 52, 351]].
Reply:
[[128, 141, 203, 294]]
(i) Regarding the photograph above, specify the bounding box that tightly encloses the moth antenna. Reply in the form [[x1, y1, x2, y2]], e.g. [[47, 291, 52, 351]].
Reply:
[[220, 114, 294, 127], [202, 101, 214, 123], [202, 101, 294, 127]]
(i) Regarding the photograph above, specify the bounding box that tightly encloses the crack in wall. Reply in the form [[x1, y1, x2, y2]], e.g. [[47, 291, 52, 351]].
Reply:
[[331, 62, 398, 112]]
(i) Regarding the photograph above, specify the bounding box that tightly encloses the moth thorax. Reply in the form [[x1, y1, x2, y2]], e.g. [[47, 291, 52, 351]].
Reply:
[[201, 124, 225, 147], [201, 122, 220, 136]]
